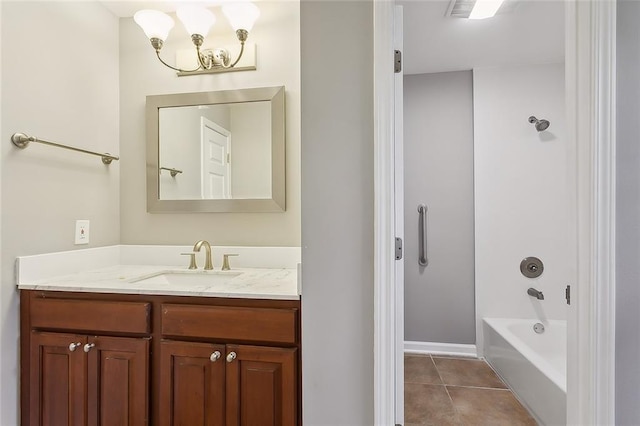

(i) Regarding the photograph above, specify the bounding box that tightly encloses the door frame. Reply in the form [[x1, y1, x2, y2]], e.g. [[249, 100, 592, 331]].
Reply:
[[373, 1, 397, 424], [392, 5, 404, 424], [372, 0, 617, 424]]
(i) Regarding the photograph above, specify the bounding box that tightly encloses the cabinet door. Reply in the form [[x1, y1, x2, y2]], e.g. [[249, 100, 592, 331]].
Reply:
[[86, 336, 150, 426], [225, 345, 297, 426], [29, 331, 87, 426], [159, 340, 226, 426]]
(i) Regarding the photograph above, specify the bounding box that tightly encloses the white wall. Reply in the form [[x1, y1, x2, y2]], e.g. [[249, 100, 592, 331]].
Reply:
[[616, 1, 640, 423], [473, 63, 569, 353], [0, 2, 120, 423], [404, 71, 475, 344], [301, 0, 374, 424], [119, 1, 300, 246], [230, 102, 271, 198], [159, 106, 207, 199]]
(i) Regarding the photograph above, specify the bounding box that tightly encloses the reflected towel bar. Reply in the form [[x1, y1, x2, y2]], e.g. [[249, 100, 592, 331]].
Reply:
[[159, 167, 183, 177], [11, 132, 119, 165]]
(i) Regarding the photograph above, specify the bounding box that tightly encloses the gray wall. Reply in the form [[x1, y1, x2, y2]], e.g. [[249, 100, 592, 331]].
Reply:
[[300, 0, 374, 424], [0, 2, 120, 423], [403, 71, 475, 344], [616, 1, 640, 423]]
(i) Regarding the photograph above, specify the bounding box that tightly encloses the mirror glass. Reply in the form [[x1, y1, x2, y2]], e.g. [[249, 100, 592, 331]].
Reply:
[[146, 86, 285, 213]]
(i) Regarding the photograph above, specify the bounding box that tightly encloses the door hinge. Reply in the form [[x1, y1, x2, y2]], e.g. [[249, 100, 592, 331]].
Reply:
[[565, 285, 571, 305], [395, 237, 403, 260], [394, 50, 402, 73], [227, 153, 230, 164]]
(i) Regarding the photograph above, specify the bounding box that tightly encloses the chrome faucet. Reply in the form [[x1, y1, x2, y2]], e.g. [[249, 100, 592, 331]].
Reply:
[[193, 240, 214, 270], [527, 287, 544, 300]]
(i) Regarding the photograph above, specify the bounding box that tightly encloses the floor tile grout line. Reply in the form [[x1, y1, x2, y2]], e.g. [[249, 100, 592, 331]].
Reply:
[[405, 355, 536, 425], [429, 355, 510, 390], [429, 354, 447, 386], [445, 384, 511, 391], [404, 354, 446, 386], [431, 355, 462, 424]]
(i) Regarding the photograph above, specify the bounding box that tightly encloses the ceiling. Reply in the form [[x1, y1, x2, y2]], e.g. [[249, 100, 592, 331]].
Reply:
[[99, 0, 235, 18], [397, 0, 565, 75], [101, 0, 564, 75]]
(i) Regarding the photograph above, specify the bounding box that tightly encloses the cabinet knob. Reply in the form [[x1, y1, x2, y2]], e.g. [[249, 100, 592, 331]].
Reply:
[[68, 342, 82, 352], [210, 351, 221, 362], [83, 343, 96, 353], [226, 351, 237, 363]]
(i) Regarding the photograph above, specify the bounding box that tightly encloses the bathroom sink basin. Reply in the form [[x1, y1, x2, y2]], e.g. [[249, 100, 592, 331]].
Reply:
[[132, 270, 243, 287]]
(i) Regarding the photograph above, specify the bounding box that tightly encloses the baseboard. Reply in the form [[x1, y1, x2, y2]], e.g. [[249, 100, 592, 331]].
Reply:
[[404, 341, 478, 358]]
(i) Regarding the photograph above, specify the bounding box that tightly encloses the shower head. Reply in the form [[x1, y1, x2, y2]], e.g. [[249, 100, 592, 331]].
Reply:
[[528, 116, 550, 132]]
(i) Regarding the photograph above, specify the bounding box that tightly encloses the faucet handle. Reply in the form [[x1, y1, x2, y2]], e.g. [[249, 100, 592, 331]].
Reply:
[[180, 252, 198, 270], [221, 254, 239, 271]]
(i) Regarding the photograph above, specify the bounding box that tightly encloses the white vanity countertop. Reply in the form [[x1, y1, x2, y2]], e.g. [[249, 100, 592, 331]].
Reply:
[[17, 265, 299, 300], [16, 245, 301, 300]]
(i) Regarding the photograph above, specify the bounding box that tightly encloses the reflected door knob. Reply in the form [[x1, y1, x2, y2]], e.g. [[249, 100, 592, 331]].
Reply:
[[226, 351, 237, 363], [68, 342, 82, 352], [83, 343, 95, 353], [210, 351, 221, 362]]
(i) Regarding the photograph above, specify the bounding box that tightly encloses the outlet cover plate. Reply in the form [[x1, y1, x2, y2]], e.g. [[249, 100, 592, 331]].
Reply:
[[75, 220, 90, 245]]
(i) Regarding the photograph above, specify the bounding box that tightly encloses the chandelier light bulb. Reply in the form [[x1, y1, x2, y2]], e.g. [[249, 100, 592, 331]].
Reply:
[[176, 6, 216, 38], [133, 9, 175, 41], [222, 2, 260, 32]]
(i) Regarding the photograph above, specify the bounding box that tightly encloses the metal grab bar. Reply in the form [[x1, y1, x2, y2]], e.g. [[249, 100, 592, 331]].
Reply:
[[11, 132, 119, 165], [418, 204, 428, 266], [159, 167, 183, 177]]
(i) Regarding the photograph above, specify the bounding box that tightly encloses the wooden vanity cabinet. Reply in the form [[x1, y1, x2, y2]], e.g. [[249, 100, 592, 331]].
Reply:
[[29, 331, 88, 426], [224, 344, 297, 426], [29, 332, 150, 426], [25, 296, 151, 426], [21, 291, 301, 426], [159, 303, 299, 426], [158, 340, 226, 426], [159, 341, 297, 426]]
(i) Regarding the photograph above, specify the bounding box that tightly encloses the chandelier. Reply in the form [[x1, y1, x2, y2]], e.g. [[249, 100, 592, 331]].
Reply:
[[134, 2, 259, 75]]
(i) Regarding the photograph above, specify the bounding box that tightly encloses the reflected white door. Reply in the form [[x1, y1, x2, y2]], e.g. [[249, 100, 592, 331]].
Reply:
[[201, 118, 231, 199]]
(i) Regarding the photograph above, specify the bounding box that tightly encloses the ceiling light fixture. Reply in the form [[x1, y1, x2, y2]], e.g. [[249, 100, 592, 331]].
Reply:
[[468, 0, 506, 19], [134, 2, 259, 75]]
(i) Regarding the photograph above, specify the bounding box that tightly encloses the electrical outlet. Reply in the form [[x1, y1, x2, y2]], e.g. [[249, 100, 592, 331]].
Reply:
[[75, 220, 90, 245]]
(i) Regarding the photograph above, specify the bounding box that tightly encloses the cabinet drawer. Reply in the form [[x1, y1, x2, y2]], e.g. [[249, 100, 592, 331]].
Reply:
[[31, 298, 151, 334], [161, 304, 298, 344]]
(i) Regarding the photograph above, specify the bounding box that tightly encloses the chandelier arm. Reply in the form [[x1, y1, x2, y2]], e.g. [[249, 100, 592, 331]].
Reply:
[[220, 41, 246, 69], [196, 45, 215, 70], [155, 50, 201, 73]]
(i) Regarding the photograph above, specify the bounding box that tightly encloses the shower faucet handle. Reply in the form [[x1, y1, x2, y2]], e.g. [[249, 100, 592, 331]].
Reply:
[[527, 287, 545, 300]]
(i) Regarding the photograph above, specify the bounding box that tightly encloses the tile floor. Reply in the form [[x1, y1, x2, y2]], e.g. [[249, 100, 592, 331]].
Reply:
[[404, 354, 538, 426]]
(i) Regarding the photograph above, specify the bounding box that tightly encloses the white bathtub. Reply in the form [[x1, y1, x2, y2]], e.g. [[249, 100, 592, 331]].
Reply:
[[483, 318, 566, 426]]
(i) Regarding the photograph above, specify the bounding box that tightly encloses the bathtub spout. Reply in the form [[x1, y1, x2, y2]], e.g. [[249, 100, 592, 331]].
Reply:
[[527, 287, 544, 300]]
